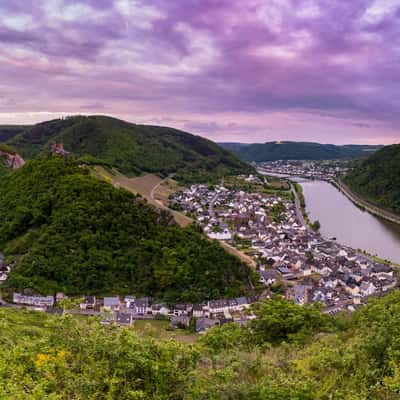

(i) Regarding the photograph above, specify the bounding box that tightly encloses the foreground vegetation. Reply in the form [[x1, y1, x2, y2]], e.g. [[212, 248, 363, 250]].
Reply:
[[0, 156, 254, 302], [7, 115, 253, 184], [345, 144, 400, 215], [2, 292, 400, 399]]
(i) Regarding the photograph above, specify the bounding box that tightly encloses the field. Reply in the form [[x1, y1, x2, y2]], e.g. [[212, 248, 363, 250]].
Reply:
[[219, 241, 257, 269], [133, 319, 197, 343], [91, 166, 257, 268], [92, 166, 193, 227]]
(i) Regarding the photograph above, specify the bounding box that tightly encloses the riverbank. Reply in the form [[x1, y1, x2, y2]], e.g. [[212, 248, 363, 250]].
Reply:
[[299, 179, 400, 265], [291, 183, 320, 232], [331, 178, 400, 226]]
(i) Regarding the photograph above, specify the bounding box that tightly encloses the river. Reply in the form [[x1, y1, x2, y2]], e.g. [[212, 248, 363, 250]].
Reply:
[[301, 180, 400, 264], [260, 171, 400, 263]]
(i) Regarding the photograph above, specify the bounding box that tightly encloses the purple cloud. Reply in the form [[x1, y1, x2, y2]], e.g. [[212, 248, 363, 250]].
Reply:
[[0, 0, 399, 144]]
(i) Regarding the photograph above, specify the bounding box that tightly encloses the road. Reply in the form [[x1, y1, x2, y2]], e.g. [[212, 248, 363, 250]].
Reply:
[[290, 184, 312, 233], [333, 178, 400, 226], [150, 175, 169, 201], [208, 192, 219, 219]]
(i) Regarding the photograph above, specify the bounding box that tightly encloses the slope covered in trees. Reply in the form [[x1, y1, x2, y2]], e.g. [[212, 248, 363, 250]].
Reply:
[[220, 141, 382, 162], [6, 116, 253, 183], [345, 144, 400, 214], [0, 125, 28, 142], [0, 156, 253, 301], [2, 292, 400, 399], [0, 158, 9, 178]]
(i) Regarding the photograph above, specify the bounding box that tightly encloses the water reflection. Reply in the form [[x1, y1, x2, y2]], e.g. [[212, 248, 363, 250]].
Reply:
[[301, 180, 400, 263]]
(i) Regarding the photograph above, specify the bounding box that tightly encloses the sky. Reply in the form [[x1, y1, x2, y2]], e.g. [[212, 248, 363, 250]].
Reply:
[[0, 0, 399, 144]]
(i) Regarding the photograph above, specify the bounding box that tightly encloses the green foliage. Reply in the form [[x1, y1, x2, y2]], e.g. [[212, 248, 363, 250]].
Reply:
[[0, 309, 199, 399], [4, 292, 400, 398], [8, 115, 254, 184], [294, 183, 306, 208], [221, 141, 382, 162], [0, 157, 252, 302], [250, 298, 334, 345], [311, 220, 320, 231], [0, 158, 10, 179], [269, 201, 285, 224], [0, 143, 16, 154], [199, 322, 252, 352], [0, 125, 28, 142], [345, 144, 400, 214]]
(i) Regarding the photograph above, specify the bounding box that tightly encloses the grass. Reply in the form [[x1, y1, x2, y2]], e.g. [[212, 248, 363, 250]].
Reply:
[[92, 166, 256, 267], [92, 169, 193, 227], [114, 173, 161, 198], [153, 177, 181, 204], [114, 174, 193, 227], [219, 241, 257, 269], [133, 319, 197, 343]]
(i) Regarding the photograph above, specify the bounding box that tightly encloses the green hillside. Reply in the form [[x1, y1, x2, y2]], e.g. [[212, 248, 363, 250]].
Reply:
[[345, 144, 400, 214], [0, 156, 253, 302], [220, 141, 382, 162], [0, 125, 28, 142], [7, 116, 253, 183], [0, 157, 10, 178], [2, 292, 400, 398]]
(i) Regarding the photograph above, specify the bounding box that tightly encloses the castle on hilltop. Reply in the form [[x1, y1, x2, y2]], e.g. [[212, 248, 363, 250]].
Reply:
[[50, 142, 70, 157], [0, 150, 25, 169]]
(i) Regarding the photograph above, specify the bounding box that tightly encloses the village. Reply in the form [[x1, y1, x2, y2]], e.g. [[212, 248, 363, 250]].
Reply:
[[258, 160, 351, 180], [171, 176, 397, 315], [6, 291, 254, 334], [0, 173, 397, 336]]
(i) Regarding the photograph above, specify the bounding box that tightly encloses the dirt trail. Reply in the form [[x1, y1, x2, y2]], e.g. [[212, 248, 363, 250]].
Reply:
[[94, 167, 256, 267], [113, 173, 193, 227]]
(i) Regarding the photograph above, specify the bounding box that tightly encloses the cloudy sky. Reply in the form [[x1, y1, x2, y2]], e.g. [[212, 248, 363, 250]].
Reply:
[[0, 0, 399, 144]]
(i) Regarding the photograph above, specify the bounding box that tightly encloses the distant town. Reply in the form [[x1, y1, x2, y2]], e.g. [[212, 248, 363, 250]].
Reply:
[[257, 159, 351, 180]]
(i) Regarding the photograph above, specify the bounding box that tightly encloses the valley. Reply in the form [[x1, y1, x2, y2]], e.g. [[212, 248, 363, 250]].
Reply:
[[0, 132, 399, 400], [258, 160, 400, 264]]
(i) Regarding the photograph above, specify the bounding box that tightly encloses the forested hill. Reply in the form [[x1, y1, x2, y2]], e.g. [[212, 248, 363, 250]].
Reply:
[[0, 156, 253, 301], [6, 115, 253, 183], [0, 125, 28, 142], [345, 144, 400, 214], [219, 141, 382, 162]]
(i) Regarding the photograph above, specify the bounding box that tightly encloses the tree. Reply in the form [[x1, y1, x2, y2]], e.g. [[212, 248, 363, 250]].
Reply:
[[250, 298, 333, 345]]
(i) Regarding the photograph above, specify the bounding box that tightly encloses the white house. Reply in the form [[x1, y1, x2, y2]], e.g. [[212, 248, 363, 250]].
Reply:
[[13, 292, 54, 307]]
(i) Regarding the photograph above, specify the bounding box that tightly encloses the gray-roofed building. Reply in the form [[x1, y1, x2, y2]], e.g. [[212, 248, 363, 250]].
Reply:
[[80, 295, 96, 310], [13, 292, 54, 308], [195, 317, 220, 334], [170, 315, 191, 329], [192, 303, 205, 317], [208, 299, 229, 314], [103, 297, 120, 311], [135, 297, 151, 315], [235, 297, 250, 310], [116, 312, 133, 326], [259, 269, 278, 286]]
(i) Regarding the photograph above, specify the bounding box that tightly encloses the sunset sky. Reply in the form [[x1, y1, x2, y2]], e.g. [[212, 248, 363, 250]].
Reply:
[[0, 0, 399, 144]]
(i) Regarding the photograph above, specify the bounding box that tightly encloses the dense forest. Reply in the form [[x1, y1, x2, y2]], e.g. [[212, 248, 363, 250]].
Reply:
[[6, 116, 253, 183], [2, 292, 400, 399], [220, 141, 382, 162], [345, 144, 400, 214], [0, 125, 28, 142], [0, 156, 254, 302], [0, 154, 10, 177]]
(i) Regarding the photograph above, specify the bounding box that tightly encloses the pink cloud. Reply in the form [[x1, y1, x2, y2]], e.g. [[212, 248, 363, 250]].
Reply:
[[0, 0, 398, 144]]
